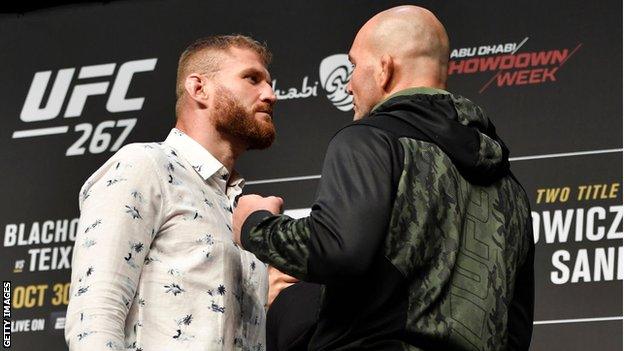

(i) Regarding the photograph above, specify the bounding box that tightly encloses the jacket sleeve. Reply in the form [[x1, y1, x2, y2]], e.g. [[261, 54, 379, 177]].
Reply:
[[65, 145, 165, 350], [241, 125, 401, 283]]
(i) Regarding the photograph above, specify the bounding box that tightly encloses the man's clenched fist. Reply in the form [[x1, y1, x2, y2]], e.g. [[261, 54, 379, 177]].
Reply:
[[233, 194, 283, 246]]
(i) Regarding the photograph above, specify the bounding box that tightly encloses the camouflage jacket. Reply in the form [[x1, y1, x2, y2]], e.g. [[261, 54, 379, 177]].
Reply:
[[241, 89, 535, 351]]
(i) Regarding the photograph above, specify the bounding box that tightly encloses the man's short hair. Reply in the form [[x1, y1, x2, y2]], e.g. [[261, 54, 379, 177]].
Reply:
[[175, 34, 272, 112]]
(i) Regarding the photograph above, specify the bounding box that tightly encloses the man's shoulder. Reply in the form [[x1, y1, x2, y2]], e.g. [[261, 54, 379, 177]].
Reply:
[[86, 141, 171, 181], [324, 121, 405, 165], [331, 119, 398, 144], [331, 113, 427, 148], [79, 141, 170, 204], [111, 141, 173, 164]]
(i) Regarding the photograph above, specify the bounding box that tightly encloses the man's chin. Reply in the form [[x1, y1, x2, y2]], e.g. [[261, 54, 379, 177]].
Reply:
[[246, 130, 276, 150], [353, 111, 365, 121], [352, 104, 366, 120]]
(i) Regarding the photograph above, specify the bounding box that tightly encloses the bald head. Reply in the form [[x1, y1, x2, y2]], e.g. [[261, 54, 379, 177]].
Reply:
[[361, 6, 449, 87], [375, 7, 448, 73], [346, 6, 450, 119]]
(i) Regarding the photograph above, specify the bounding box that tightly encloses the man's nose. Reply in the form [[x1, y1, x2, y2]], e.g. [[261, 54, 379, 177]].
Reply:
[[346, 80, 353, 95], [261, 81, 277, 105]]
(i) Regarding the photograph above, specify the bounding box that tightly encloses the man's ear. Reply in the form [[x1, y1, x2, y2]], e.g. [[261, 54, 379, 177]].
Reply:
[[378, 54, 394, 92], [184, 73, 210, 105]]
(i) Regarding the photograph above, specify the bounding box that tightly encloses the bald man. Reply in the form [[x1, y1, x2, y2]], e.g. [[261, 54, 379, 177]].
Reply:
[[66, 35, 277, 350], [234, 6, 534, 350]]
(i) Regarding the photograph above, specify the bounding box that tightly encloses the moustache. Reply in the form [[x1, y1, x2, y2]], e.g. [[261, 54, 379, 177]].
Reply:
[[255, 104, 274, 117]]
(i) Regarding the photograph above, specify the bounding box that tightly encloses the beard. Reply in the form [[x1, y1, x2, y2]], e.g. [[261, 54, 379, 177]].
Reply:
[[213, 86, 276, 150]]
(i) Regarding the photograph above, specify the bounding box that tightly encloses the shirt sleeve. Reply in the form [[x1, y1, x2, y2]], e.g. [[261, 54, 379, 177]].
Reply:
[[241, 125, 402, 283], [65, 144, 166, 350]]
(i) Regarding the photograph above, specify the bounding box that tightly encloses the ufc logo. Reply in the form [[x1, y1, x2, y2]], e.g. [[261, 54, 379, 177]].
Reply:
[[20, 58, 157, 122]]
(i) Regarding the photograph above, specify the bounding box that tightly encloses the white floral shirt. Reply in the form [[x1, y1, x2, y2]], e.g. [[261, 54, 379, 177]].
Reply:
[[65, 128, 268, 351]]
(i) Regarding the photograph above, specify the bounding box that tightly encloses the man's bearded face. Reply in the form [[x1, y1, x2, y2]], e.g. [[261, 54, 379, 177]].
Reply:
[[213, 85, 275, 150]]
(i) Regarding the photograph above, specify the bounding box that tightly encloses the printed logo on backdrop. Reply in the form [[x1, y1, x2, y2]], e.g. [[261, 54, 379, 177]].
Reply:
[[6, 284, 69, 333], [271, 53, 354, 112], [49, 311, 66, 334], [12, 58, 158, 156], [5, 219, 79, 273], [532, 183, 623, 286], [448, 38, 582, 93], [319, 54, 353, 112], [6, 311, 66, 334]]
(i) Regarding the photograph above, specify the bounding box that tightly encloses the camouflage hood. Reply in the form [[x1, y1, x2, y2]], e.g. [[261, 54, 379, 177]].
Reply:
[[372, 92, 510, 185]]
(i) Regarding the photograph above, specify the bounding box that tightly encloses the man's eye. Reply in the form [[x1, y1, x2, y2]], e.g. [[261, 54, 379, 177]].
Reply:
[[245, 76, 258, 84]]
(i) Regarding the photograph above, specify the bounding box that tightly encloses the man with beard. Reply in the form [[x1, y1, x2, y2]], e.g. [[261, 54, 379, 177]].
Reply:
[[233, 6, 534, 351], [66, 35, 280, 351]]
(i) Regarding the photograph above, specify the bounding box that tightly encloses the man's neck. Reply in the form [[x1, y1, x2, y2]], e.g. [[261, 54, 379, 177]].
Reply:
[[174, 119, 244, 175], [371, 85, 449, 113]]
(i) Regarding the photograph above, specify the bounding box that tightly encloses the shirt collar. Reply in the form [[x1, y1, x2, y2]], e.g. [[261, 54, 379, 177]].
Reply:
[[164, 128, 245, 192], [371, 86, 450, 113]]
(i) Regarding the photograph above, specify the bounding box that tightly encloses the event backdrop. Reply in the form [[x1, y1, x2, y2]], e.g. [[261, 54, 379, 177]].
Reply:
[[0, 0, 622, 350]]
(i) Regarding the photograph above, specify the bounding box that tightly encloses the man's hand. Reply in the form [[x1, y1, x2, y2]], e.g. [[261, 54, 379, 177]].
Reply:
[[268, 266, 299, 307], [233, 194, 283, 246]]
